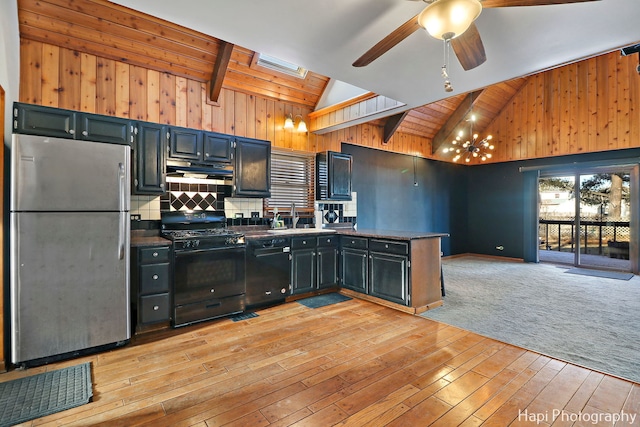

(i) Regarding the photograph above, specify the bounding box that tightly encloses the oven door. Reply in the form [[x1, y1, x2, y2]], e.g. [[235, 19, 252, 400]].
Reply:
[[173, 246, 246, 306]]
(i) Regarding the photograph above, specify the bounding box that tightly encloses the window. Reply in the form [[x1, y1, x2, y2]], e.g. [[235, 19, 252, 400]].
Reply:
[[265, 149, 315, 217]]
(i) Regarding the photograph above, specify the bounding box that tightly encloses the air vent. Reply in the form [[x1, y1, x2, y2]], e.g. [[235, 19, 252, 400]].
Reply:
[[256, 53, 308, 79]]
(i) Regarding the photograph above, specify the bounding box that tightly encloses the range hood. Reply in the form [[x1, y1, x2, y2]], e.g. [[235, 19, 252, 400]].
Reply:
[[166, 160, 233, 180]]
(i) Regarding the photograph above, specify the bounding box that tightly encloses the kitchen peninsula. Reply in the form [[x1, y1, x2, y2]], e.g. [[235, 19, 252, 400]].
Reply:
[[338, 228, 447, 314]]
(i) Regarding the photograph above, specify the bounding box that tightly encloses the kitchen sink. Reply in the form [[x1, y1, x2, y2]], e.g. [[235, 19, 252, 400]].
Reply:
[[267, 228, 335, 234]]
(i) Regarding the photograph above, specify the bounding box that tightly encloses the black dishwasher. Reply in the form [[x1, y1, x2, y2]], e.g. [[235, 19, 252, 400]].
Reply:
[[245, 237, 292, 308]]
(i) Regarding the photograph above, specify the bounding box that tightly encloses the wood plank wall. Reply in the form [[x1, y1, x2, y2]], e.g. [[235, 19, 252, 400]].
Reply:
[[19, 39, 316, 152], [482, 51, 640, 163]]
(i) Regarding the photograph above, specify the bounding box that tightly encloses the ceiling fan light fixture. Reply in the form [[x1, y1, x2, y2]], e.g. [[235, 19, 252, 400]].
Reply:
[[418, 0, 482, 41]]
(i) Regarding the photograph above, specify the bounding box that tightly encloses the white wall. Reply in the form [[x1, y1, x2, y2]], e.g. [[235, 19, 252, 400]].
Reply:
[[1, 0, 20, 146]]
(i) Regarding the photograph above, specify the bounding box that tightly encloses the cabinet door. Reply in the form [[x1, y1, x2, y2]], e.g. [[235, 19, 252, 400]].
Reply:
[[203, 131, 234, 163], [234, 137, 271, 197], [133, 122, 167, 195], [369, 252, 408, 305], [329, 152, 352, 200], [341, 248, 367, 293], [78, 113, 132, 145], [292, 249, 315, 294], [317, 246, 338, 289], [168, 127, 202, 161], [13, 103, 76, 138]]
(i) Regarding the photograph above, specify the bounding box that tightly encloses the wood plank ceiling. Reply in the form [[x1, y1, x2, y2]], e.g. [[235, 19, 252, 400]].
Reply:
[[17, 0, 526, 155]]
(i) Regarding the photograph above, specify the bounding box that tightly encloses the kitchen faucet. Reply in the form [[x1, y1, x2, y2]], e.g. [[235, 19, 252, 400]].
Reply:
[[291, 202, 299, 229]]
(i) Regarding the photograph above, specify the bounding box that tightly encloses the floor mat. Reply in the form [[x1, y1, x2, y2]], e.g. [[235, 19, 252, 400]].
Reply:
[[564, 267, 634, 280], [297, 293, 352, 309], [0, 362, 92, 427], [230, 312, 259, 322]]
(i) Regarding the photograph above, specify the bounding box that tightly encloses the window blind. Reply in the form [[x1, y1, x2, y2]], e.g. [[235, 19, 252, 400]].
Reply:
[[265, 149, 315, 217]]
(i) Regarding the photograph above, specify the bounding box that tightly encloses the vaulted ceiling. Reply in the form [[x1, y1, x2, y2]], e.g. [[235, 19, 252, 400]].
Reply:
[[16, 0, 640, 154]]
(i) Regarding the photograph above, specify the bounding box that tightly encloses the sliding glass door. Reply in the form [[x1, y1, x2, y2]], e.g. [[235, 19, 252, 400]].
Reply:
[[538, 169, 632, 271]]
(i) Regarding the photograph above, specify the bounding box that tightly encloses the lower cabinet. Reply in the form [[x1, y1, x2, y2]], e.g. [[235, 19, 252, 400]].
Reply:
[[340, 236, 442, 313], [131, 245, 172, 331], [291, 235, 340, 295]]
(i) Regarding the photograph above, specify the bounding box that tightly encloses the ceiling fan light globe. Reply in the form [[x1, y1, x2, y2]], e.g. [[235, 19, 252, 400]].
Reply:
[[418, 0, 482, 41]]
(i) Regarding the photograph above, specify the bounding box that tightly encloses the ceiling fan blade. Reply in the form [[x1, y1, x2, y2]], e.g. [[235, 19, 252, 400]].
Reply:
[[481, 0, 599, 7], [353, 12, 422, 67], [451, 22, 486, 71]]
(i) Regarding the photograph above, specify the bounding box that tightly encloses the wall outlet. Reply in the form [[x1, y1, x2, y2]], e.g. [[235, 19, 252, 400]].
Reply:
[[251, 211, 260, 218], [130, 214, 141, 221]]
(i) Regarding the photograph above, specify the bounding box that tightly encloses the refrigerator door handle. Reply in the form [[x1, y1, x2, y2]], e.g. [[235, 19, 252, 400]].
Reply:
[[118, 162, 126, 212], [118, 212, 126, 260]]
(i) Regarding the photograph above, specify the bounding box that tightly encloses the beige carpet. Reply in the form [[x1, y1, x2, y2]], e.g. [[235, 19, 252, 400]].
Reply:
[[421, 255, 640, 384]]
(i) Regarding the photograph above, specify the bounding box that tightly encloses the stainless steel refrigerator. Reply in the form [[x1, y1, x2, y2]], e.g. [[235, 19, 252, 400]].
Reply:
[[10, 133, 131, 365]]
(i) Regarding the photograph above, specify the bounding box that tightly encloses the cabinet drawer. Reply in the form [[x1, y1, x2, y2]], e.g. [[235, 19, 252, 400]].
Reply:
[[139, 246, 170, 263], [292, 236, 317, 249], [140, 293, 170, 324], [139, 263, 170, 294], [342, 236, 368, 250], [369, 239, 408, 255], [317, 235, 339, 247], [174, 295, 245, 327]]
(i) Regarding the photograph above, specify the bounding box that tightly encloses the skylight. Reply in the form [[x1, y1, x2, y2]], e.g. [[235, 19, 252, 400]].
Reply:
[[256, 53, 308, 79]]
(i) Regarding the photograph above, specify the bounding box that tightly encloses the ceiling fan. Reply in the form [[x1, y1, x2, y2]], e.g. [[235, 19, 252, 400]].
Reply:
[[353, 0, 601, 73]]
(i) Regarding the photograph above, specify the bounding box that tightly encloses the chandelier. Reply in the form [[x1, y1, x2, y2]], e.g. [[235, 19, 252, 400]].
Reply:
[[443, 114, 494, 163]]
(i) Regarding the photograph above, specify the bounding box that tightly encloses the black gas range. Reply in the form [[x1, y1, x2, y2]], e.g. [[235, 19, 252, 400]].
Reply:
[[161, 211, 245, 251], [161, 211, 246, 327]]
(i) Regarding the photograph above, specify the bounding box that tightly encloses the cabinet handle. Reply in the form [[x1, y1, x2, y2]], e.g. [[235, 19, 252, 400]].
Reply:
[[210, 289, 215, 293], [197, 151, 201, 156], [265, 291, 272, 295], [205, 153, 209, 157], [82, 130, 88, 136], [152, 252, 158, 257], [385, 244, 389, 249], [69, 129, 75, 135], [153, 305, 159, 311], [152, 274, 159, 280]]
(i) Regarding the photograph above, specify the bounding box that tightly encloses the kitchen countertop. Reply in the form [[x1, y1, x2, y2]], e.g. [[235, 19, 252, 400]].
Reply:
[[131, 230, 171, 247], [339, 228, 449, 241]]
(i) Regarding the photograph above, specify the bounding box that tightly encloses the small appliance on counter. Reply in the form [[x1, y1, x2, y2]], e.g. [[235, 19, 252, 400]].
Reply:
[[161, 211, 246, 327]]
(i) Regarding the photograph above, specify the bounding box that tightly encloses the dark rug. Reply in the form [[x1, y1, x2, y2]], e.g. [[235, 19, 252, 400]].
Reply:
[[297, 293, 352, 309], [565, 267, 634, 280], [0, 362, 93, 427], [230, 312, 259, 322]]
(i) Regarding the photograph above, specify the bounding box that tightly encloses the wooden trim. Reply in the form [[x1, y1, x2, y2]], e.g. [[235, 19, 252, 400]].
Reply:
[[340, 288, 418, 315], [308, 92, 378, 118], [209, 42, 234, 103]]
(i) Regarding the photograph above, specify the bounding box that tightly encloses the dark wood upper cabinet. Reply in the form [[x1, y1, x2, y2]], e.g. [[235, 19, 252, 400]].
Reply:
[[168, 126, 202, 161], [316, 151, 352, 201], [202, 132, 234, 163], [234, 137, 271, 198], [78, 114, 131, 145], [133, 122, 167, 195]]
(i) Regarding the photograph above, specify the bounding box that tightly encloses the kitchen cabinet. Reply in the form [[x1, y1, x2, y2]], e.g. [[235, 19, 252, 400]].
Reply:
[[339, 232, 444, 314], [291, 237, 316, 295], [168, 126, 202, 161], [368, 239, 409, 305], [317, 235, 340, 289], [291, 235, 340, 295], [13, 102, 132, 145], [168, 127, 234, 164], [341, 237, 368, 293], [133, 122, 167, 195], [131, 245, 172, 331], [234, 136, 271, 197], [316, 151, 352, 201]]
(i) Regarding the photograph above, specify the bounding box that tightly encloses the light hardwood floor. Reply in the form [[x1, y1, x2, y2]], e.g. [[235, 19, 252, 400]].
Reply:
[[4, 296, 639, 426]]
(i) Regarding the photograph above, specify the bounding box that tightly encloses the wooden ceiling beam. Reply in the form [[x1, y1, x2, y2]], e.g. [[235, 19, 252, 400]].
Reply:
[[431, 89, 484, 154], [209, 41, 234, 103], [383, 111, 409, 144]]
